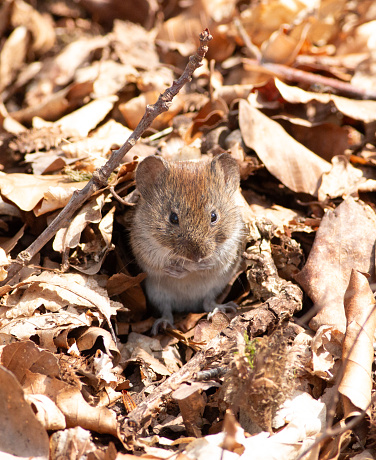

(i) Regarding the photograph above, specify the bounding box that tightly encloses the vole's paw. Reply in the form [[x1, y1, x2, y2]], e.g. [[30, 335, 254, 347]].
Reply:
[[204, 300, 238, 320], [163, 264, 191, 278], [151, 317, 174, 335]]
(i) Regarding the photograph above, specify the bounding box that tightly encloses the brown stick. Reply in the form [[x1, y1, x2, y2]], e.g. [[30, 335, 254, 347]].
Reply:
[[1, 29, 213, 286], [242, 58, 376, 100]]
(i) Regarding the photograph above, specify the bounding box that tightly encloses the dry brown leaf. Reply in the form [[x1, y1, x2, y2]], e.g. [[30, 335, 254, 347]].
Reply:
[[119, 91, 183, 131], [339, 270, 376, 416], [0, 366, 49, 459], [56, 386, 118, 437], [107, 272, 146, 297], [112, 19, 160, 70], [239, 99, 331, 196], [0, 340, 60, 385], [172, 387, 206, 437], [295, 197, 376, 332], [75, 60, 138, 98]]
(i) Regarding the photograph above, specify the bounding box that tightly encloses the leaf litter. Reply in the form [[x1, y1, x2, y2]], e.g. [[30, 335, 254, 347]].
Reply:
[[1, 0, 376, 459]]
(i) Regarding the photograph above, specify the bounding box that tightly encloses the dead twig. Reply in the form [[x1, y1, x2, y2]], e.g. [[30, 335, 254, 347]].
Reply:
[[243, 58, 376, 100], [1, 29, 213, 286]]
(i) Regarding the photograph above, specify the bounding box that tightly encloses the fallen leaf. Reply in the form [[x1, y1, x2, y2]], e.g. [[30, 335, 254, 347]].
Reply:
[[0, 366, 49, 459], [339, 270, 376, 416], [295, 197, 376, 333], [239, 99, 331, 196]]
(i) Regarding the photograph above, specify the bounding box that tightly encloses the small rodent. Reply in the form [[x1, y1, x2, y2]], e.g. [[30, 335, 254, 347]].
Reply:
[[130, 152, 245, 334]]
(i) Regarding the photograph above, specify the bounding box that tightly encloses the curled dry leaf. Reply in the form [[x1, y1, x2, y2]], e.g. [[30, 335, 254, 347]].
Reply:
[[339, 270, 376, 417], [311, 325, 344, 381], [25, 394, 66, 431], [318, 155, 365, 201], [239, 99, 331, 196], [56, 386, 118, 437], [53, 194, 109, 252], [76, 326, 121, 366], [0, 366, 49, 460], [2, 272, 118, 341], [295, 197, 376, 333]]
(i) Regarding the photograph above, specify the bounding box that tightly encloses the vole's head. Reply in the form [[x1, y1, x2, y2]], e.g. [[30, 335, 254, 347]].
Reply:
[[135, 153, 242, 263]]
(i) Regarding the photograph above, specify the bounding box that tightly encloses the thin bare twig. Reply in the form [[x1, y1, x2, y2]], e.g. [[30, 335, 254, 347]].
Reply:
[[1, 29, 213, 286]]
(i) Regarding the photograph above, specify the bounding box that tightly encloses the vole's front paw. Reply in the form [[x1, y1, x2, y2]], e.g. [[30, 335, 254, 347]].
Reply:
[[151, 317, 174, 335], [163, 264, 191, 278], [204, 300, 238, 320]]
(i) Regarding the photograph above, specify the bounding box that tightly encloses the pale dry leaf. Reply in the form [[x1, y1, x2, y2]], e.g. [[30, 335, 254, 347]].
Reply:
[[239, 0, 312, 46], [93, 350, 117, 384], [25, 394, 66, 431], [61, 119, 133, 158], [22, 370, 72, 402], [0, 172, 87, 213], [0, 25, 29, 92], [318, 155, 365, 201], [295, 197, 376, 333], [56, 95, 118, 138], [11, 0, 55, 54], [311, 325, 344, 381], [53, 194, 108, 252], [46, 35, 110, 88], [112, 19, 160, 70], [0, 311, 91, 343], [339, 270, 376, 416], [75, 60, 138, 98], [0, 366, 49, 460], [2, 272, 117, 340], [50, 427, 98, 460], [156, 11, 202, 56], [239, 99, 331, 196]]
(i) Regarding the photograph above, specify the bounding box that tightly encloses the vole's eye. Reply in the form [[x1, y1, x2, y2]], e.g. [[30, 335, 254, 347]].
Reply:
[[210, 211, 218, 224], [169, 212, 179, 225]]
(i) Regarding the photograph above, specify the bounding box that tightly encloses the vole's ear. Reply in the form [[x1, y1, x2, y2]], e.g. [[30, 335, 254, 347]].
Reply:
[[211, 153, 240, 194], [136, 155, 168, 198]]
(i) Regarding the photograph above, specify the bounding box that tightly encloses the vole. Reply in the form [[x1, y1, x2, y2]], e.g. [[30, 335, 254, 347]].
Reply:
[[130, 152, 245, 334]]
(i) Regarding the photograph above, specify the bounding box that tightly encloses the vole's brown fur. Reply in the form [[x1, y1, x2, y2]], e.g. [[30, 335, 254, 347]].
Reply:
[[130, 153, 245, 334]]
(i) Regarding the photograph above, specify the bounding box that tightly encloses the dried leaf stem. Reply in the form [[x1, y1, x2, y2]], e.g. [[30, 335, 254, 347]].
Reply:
[[1, 29, 213, 286]]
